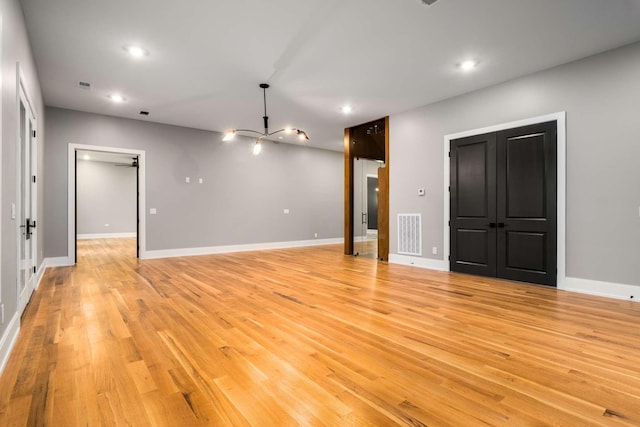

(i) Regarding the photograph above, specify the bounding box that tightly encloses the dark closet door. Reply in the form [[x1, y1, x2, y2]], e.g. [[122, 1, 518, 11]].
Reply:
[[497, 122, 557, 285], [450, 121, 557, 287], [450, 132, 497, 277]]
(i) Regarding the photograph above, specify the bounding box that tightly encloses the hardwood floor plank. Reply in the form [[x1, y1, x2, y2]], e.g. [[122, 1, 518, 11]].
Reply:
[[0, 238, 639, 426]]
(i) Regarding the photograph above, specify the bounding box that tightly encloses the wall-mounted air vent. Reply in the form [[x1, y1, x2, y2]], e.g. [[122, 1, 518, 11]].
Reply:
[[78, 81, 91, 90], [139, 111, 150, 116], [398, 213, 422, 256]]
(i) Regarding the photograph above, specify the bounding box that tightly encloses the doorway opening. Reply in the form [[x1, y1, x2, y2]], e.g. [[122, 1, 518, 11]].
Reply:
[[67, 144, 146, 263], [75, 150, 139, 263], [344, 117, 389, 261], [17, 77, 38, 317]]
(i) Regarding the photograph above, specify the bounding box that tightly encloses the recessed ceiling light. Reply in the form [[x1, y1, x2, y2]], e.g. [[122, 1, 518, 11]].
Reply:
[[341, 105, 353, 114], [125, 45, 149, 58], [109, 94, 125, 103], [459, 60, 477, 72]]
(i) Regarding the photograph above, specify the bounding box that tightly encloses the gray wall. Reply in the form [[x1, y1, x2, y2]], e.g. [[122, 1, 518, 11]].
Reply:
[[77, 160, 136, 235], [1, 0, 45, 336], [44, 107, 343, 256], [390, 41, 640, 287]]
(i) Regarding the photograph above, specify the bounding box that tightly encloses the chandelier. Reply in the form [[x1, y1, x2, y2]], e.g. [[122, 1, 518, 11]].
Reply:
[[222, 83, 309, 155]]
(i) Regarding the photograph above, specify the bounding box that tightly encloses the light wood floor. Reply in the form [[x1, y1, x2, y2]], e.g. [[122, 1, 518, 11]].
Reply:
[[0, 238, 639, 426]]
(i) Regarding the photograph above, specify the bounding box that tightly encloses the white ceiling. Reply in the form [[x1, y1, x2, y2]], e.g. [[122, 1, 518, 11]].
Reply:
[[21, 0, 640, 151]]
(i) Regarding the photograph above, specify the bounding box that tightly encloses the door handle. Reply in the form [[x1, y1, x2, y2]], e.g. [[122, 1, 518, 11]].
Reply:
[[498, 222, 507, 228], [26, 218, 32, 240], [488, 222, 497, 228], [25, 218, 36, 239]]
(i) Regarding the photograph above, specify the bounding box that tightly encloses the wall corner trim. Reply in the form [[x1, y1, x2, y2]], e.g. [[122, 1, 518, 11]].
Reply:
[[142, 238, 345, 260], [388, 254, 449, 271], [0, 313, 21, 376]]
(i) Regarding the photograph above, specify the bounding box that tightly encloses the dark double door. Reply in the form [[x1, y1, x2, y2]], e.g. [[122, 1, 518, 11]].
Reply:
[[450, 121, 557, 286]]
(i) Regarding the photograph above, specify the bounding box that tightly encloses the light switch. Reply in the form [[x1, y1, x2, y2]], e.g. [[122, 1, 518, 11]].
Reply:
[[149, 208, 157, 215], [418, 188, 425, 196], [199, 178, 203, 184], [185, 177, 190, 183], [283, 209, 290, 215]]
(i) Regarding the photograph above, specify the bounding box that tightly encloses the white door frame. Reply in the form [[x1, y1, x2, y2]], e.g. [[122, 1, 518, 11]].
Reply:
[[16, 65, 38, 314], [443, 112, 566, 288], [68, 144, 146, 262]]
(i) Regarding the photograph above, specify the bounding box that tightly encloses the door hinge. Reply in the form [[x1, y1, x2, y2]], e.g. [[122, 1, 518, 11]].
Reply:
[[448, 255, 450, 261], [448, 151, 451, 157], [448, 186, 450, 192], [32, 130, 36, 138], [32, 175, 36, 183], [448, 220, 450, 226], [33, 266, 36, 274]]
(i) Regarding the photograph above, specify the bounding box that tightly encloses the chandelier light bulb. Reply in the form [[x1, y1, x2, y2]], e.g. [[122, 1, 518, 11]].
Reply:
[[223, 130, 236, 141], [253, 141, 262, 155]]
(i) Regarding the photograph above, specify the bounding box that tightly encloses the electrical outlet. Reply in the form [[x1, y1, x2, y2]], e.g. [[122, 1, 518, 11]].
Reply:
[[185, 177, 190, 183], [314, 232, 318, 238], [283, 209, 290, 215], [432, 246, 438, 255]]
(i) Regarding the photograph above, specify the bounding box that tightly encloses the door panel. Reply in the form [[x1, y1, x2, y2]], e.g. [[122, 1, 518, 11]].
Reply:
[[505, 231, 546, 271], [505, 133, 546, 218], [497, 121, 557, 285], [18, 96, 36, 314], [451, 121, 557, 286], [457, 142, 491, 217], [456, 229, 490, 267], [450, 133, 496, 277]]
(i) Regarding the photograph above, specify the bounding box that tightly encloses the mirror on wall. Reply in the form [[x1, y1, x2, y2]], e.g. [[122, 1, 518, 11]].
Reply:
[[353, 157, 384, 259]]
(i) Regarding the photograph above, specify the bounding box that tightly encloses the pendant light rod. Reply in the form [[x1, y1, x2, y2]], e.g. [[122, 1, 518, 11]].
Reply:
[[222, 83, 310, 147], [261, 83, 269, 134]]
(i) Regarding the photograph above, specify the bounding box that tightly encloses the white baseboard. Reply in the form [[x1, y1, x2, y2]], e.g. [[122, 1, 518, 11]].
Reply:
[[0, 312, 20, 376], [45, 257, 73, 267], [561, 277, 638, 301], [389, 254, 639, 302], [34, 261, 46, 291], [77, 232, 136, 239], [143, 237, 344, 260], [389, 254, 449, 271]]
